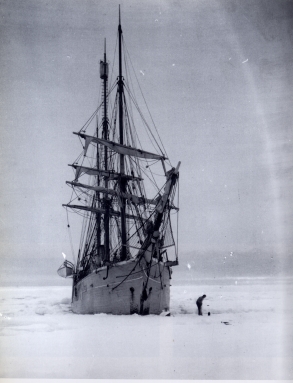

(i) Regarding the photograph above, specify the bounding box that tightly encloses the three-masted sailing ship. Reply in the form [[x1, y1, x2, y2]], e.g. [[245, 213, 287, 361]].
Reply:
[[58, 9, 180, 315]]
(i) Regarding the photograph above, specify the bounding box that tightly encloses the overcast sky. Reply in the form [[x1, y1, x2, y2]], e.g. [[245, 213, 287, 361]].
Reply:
[[0, 0, 292, 285]]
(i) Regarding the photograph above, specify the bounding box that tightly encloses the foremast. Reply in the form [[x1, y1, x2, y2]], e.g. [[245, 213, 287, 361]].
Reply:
[[100, 38, 110, 262], [118, 7, 127, 261]]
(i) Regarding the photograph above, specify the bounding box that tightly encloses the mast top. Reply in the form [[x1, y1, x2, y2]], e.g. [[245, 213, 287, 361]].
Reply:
[[119, 4, 121, 25]]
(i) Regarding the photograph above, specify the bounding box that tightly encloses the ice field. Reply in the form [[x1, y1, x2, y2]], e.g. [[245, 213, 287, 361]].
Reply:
[[0, 277, 292, 379]]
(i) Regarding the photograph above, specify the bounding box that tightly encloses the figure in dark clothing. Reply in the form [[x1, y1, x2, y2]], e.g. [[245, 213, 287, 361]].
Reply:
[[196, 294, 206, 315]]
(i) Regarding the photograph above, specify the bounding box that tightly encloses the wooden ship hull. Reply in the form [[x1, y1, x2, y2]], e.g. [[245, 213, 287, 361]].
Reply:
[[58, 8, 180, 316], [71, 259, 171, 315]]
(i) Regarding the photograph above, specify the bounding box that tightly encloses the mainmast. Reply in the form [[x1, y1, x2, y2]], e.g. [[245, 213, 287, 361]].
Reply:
[[100, 38, 110, 261], [118, 6, 127, 261]]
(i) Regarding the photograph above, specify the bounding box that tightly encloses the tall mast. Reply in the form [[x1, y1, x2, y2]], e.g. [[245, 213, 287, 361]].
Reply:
[[100, 38, 110, 261], [96, 112, 101, 263], [118, 5, 127, 260], [103, 39, 108, 171]]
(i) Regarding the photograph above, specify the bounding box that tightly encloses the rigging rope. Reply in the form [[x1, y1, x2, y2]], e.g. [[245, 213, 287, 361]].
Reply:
[[176, 176, 179, 261], [122, 39, 171, 165]]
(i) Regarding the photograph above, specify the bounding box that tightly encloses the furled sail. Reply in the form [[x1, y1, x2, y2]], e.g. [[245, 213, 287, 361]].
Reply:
[[62, 203, 147, 221], [70, 165, 142, 182], [74, 132, 167, 160], [66, 181, 158, 206]]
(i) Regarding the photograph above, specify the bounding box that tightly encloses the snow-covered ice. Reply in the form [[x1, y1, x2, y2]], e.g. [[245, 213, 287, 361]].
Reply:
[[0, 277, 292, 379]]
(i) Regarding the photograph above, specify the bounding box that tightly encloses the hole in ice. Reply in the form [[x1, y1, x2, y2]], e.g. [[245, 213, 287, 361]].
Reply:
[[221, 321, 231, 325]]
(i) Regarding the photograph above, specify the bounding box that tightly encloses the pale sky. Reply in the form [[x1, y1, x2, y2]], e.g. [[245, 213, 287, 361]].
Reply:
[[0, 0, 292, 285]]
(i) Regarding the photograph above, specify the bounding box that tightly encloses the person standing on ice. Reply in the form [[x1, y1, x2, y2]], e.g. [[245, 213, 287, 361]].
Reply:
[[196, 294, 206, 315]]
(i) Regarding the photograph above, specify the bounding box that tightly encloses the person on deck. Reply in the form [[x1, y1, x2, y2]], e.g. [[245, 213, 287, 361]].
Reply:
[[196, 294, 206, 315]]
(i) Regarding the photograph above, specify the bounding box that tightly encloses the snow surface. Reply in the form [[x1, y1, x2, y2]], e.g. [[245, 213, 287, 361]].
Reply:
[[0, 277, 292, 379]]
